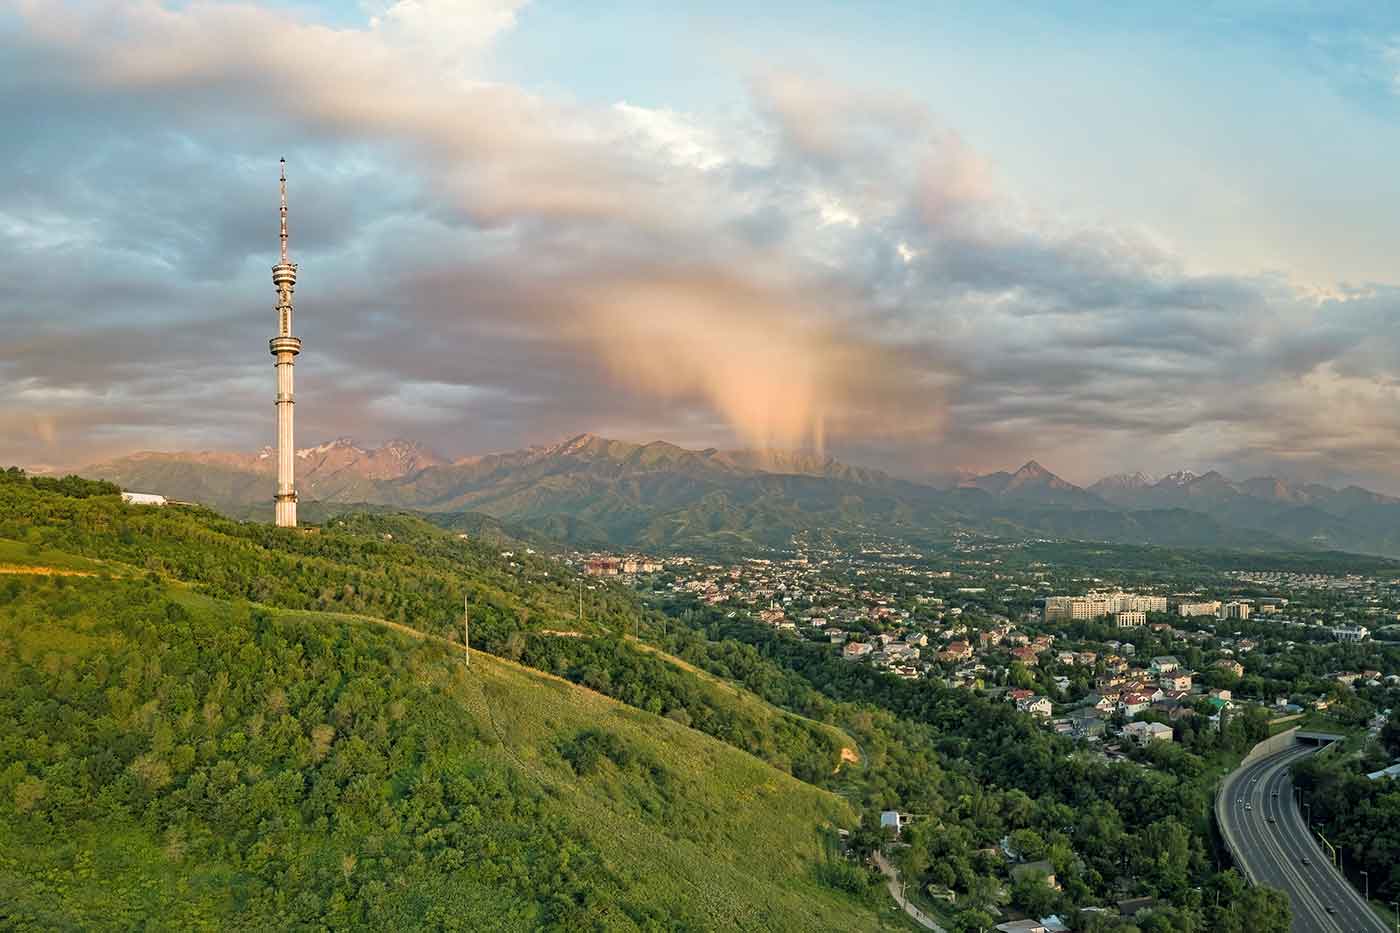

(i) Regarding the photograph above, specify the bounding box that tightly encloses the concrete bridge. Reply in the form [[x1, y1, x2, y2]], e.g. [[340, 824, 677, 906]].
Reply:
[[1294, 731, 1345, 747]]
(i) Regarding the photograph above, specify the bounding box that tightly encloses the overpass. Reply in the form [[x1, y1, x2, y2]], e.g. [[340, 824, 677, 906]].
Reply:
[[1294, 731, 1345, 747]]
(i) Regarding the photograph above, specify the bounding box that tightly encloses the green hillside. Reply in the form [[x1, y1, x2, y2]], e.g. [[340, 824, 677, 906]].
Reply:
[[0, 472, 857, 786], [0, 470, 893, 930], [0, 565, 893, 925]]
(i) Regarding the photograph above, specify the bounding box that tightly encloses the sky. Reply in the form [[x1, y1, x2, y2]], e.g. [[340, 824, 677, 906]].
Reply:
[[3, 0, 1400, 490]]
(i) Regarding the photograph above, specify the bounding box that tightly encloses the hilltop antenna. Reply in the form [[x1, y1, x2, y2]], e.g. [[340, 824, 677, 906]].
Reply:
[[270, 158, 302, 527], [279, 157, 289, 263], [463, 593, 470, 667]]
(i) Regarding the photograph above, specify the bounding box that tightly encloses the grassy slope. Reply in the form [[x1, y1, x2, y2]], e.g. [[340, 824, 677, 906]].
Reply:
[[1, 481, 859, 788], [0, 548, 884, 931], [0, 537, 116, 575], [627, 636, 862, 770]]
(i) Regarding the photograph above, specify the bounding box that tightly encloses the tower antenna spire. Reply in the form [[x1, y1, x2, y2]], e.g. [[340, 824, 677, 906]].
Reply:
[[279, 157, 289, 263]]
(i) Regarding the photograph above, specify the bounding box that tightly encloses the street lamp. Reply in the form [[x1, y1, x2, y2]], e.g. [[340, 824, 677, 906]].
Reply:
[[1360, 869, 1368, 902], [1389, 900, 1398, 933]]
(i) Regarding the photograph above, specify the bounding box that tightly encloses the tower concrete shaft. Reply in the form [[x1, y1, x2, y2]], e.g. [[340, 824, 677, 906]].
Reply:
[[270, 158, 302, 527]]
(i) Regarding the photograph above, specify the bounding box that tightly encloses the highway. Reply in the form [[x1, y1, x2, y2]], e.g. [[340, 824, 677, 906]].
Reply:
[[1216, 744, 1389, 933]]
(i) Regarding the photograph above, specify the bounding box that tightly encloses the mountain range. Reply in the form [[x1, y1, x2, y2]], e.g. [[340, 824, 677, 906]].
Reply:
[[77, 434, 1400, 557]]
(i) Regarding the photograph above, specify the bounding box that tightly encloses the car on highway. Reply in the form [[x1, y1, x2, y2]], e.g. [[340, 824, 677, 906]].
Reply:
[[1301, 857, 1311, 866], [1325, 906, 1336, 915], [1245, 803, 1252, 811], [1266, 816, 1275, 823]]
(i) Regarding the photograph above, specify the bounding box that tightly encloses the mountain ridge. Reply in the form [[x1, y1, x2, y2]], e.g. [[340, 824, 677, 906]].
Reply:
[[74, 433, 1400, 557]]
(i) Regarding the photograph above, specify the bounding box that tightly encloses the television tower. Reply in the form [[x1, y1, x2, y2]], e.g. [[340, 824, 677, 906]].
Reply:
[[270, 158, 302, 527]]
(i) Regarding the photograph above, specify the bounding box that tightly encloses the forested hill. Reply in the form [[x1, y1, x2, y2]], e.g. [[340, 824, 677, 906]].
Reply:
[[0, 471, 885, 930], [0, 469, 595, 648], [0, 470, 859, 784], [0, 470, 1300, 931]]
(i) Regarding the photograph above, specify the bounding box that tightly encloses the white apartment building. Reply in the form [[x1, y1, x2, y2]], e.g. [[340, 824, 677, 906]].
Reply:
[[1116, 610, 1147, 628], [1178, 600, 1221, 618], [1044, 592, 1166, 621]]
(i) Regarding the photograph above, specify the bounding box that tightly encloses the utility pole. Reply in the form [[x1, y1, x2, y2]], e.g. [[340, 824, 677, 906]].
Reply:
[[462, 594, 470, 667], [1389, 899, 1397, 933], [578, 577, 583, 625], [1315, 827, 1337, 868], [1360, 869, 1368, 902]]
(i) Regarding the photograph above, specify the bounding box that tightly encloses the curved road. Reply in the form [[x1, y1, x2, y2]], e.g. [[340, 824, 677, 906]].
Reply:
[[1217, 745, 1388, 933]]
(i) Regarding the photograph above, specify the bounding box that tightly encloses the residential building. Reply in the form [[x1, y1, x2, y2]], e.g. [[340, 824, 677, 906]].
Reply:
[[1115, 610, 1146, 628], [1214, 659, 1244, 678], [1159, 672, 1192, 691], [1219, 601, 1252, 621], [939, 640, 972, 661], [1044, 592, 1166, 622], [120, 491, 167, 506], [1119, 693, 1153, 716], [1123, 721, 1174, 746], [757, 607, 786, 625], [1017, 695, 1053, 718]]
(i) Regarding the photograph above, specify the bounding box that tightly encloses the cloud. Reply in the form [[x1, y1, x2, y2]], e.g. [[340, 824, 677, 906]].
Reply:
[[613, 103, 729, 171], [568, 272, 948, 454], [365, 0, 528, 63], [2, 2, 1400, 495]]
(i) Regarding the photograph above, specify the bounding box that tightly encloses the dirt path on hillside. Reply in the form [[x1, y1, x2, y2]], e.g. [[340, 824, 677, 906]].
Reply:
[[0, 565, 96, 577]]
